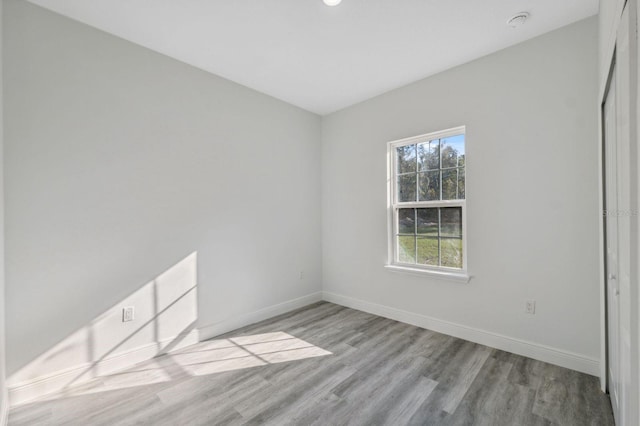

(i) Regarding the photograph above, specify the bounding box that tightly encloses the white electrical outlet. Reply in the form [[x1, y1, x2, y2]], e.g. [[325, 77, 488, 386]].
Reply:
[[299, 270, 305, 280], [525, 300, 536, 315], [123, 306, 135, 322]]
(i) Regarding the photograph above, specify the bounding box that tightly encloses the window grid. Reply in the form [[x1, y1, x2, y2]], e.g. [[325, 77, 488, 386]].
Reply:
[[389, 127, 466, 272], [394, 207, 463, 268], [395, 141, 464, 203]]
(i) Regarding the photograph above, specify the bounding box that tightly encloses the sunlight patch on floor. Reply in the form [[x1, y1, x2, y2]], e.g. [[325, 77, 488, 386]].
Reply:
[[175, 332, 333, 376], [31, 332, 332, 402]]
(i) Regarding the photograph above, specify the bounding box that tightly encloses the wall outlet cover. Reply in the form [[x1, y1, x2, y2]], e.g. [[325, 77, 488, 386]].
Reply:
[[123, 306, 135, 322], [525, 300, 536, 315]]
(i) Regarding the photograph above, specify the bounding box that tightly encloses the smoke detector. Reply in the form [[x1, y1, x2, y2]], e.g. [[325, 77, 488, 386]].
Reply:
[[507, 12, 529, 28]]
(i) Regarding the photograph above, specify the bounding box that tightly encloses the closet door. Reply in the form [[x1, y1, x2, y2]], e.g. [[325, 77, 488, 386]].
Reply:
[[604, 4, 634, 425]]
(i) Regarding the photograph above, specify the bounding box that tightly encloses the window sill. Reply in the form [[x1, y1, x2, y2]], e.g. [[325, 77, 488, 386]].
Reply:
[[384, 264, 471, 283]]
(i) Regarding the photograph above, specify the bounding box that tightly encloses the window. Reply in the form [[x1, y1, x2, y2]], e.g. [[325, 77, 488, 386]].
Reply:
[[387, 126, 467, 276]]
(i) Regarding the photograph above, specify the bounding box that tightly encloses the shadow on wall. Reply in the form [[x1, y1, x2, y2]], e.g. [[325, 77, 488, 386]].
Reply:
[[9, 252, 200, 405]]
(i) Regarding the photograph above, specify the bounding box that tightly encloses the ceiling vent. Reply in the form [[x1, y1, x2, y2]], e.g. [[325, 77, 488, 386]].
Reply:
[[507, 12, 529, 28]]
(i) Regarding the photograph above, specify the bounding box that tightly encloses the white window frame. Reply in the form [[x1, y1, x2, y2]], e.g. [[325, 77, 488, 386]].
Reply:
[[385, 126, 470, 282]]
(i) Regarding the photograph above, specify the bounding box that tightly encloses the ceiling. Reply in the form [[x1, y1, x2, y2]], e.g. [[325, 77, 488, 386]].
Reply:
[[28, 0, 598, 115]]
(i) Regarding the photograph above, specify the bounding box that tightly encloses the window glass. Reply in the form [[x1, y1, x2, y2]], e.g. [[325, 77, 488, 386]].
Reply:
[[390, 129, 466, 271]]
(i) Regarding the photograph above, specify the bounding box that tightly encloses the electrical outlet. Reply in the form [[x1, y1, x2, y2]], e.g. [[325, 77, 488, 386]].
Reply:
[[299, 270, 305, 280], [122, 306, 135, 322], [525, 300, 536, 315]]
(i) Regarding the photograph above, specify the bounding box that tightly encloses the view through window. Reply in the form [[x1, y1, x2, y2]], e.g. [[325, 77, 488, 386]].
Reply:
[[388, 127, 466, 271]]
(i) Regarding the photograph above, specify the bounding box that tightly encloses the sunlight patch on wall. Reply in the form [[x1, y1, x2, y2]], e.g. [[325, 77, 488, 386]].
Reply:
[[9, 252, 199, 405]]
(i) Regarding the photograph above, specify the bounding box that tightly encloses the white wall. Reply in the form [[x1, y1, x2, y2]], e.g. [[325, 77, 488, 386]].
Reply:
[[322, 18, 600, 372], [0, 0, 7, 422], [4, 0, 322, 398]]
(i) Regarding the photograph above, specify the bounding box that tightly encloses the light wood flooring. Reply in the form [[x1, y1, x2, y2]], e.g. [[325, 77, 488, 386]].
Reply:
[[9, 302, 614, 425]]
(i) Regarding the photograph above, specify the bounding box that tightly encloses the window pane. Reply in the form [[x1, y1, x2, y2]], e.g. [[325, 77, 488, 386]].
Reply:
[[417, 237, 439, 266], [418, 140, 440, 171], [418, 171, 440, 201], [441, 238, 463, 268], [458, 168, 465, 199], [397, 174, 417, 202], [441, 134, 465, 168], [458, 153, 465, 168], [440, 207, 462, 237], [398, 236, 416, 263], [397, 145, 417, 174], [398, 208, 415, 234], [416, 208, 438, 235], [442, 168, 463, 200]]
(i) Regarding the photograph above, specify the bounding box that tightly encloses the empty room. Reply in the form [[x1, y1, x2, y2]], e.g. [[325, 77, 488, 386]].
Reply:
[[0, 0, 638, 425]]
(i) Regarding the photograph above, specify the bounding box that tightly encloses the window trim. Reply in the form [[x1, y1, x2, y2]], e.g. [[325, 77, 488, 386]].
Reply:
[[386, 126, 469, 281]]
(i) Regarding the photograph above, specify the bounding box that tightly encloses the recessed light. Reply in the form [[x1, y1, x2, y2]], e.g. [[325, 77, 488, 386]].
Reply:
[[323, 0, 342, 6], [507, 12, 529, 28]]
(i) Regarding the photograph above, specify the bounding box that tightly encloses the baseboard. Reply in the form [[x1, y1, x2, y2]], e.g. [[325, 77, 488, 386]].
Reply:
[[9, 290, 595, 407], [198, 291, 323, 341], [9, 330, 199, 407], [322, 291, 600, 376], [9, 291, 323, 407]]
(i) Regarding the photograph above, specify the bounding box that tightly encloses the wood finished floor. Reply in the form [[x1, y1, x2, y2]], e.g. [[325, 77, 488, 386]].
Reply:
[[10, 302, 614, 426]]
